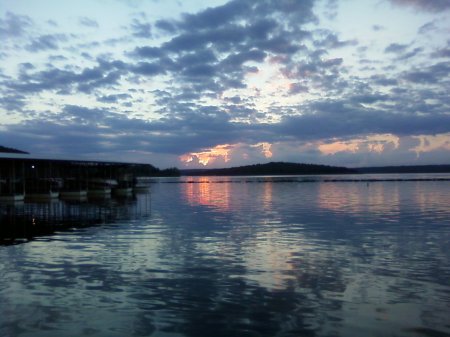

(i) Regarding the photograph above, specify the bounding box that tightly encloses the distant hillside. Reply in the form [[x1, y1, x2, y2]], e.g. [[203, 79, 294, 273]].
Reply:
[[0, 145, 28, 154], [181, 162, 356, 176], [356, 165, 450, 174]]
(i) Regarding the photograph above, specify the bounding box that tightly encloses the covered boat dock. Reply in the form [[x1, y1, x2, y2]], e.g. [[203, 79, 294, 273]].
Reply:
[[0, 155, 155, 202]]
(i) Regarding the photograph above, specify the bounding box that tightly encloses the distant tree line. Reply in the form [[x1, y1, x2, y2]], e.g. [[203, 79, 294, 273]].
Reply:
[[182, 162, 356, 176], [129, 164, 180, 177], [0, 145, 28, 154]]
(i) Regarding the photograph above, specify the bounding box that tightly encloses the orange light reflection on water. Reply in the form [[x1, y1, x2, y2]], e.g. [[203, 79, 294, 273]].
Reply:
[[182, 177, 231, 212]]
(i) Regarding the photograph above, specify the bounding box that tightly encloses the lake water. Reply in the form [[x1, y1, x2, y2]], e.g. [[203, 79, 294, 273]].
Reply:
[[1, 174, 449, 337]]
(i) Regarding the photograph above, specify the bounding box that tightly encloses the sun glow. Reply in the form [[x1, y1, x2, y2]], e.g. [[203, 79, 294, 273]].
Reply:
[[179, 144, 233, 166], [180, 142, 274, 167], [220, 57, 311, 124]]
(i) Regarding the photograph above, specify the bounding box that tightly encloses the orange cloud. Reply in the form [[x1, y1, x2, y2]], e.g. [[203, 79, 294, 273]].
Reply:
[[411, 133, 450, 156], [180, 142, 274, 167], [179, 144, 232, 166], [319, 141, 359, 155], [318, 134, 400, 155], [251, 142, 273, 158]]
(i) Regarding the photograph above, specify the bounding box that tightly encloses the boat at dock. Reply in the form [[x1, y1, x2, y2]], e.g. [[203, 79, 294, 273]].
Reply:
[[87, 178, 116, 198], [0, 193, 25, 203], [0, 177, 25, 203], [60, 178, 88, 201], [25, 178, 60, 201], [112, 178, 133, 196], [26, 191, 59, 201], [133, 176, 151, 193], [1, 155, 157, 203]]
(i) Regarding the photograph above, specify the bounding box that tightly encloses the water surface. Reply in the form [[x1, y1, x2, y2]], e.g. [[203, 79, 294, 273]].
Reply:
[[1, 175, 449, 337]]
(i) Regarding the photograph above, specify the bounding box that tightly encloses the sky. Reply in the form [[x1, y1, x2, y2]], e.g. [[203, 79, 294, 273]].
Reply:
[[1, 0, 449, 168]]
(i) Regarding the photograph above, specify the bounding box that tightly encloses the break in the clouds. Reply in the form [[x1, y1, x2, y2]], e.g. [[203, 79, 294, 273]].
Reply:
[[1, 0, 449, 168]]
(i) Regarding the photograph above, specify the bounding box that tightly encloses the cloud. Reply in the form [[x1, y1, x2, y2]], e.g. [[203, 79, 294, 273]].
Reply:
[[0, 12, 33, 39], [432, 41, 450, 58], [1, 0, 449, 167], [390, 0, 450, 12], [25, 34, 67, 52], [276, 101, 450, 142], [179, 0, 249, 31], [384, 43, 424, 61], [132, 46, 163, 59], [402, 61, 450, 84], [384, 43, 408, 54], [418, 21, 436, 34], [132, 61, 164, 76], [97, 93, 132, 103], [79, 17, 99, 28], [313, 31, 357, 49], [0, 94, 26, 111], [130, 18, 152, 38], [6, 59, 127, 94], [154, 19, 177, 34], [124, 0, 319, 113], [372, 25, 384, 31], [369, 75, 398, 86]]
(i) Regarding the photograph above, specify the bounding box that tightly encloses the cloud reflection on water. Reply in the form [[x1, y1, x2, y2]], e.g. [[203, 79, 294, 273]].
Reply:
[[0, 177, 449, 336]]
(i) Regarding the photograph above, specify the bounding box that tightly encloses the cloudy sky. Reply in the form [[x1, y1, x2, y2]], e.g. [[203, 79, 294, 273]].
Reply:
[[1, 0, 449, 168]]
